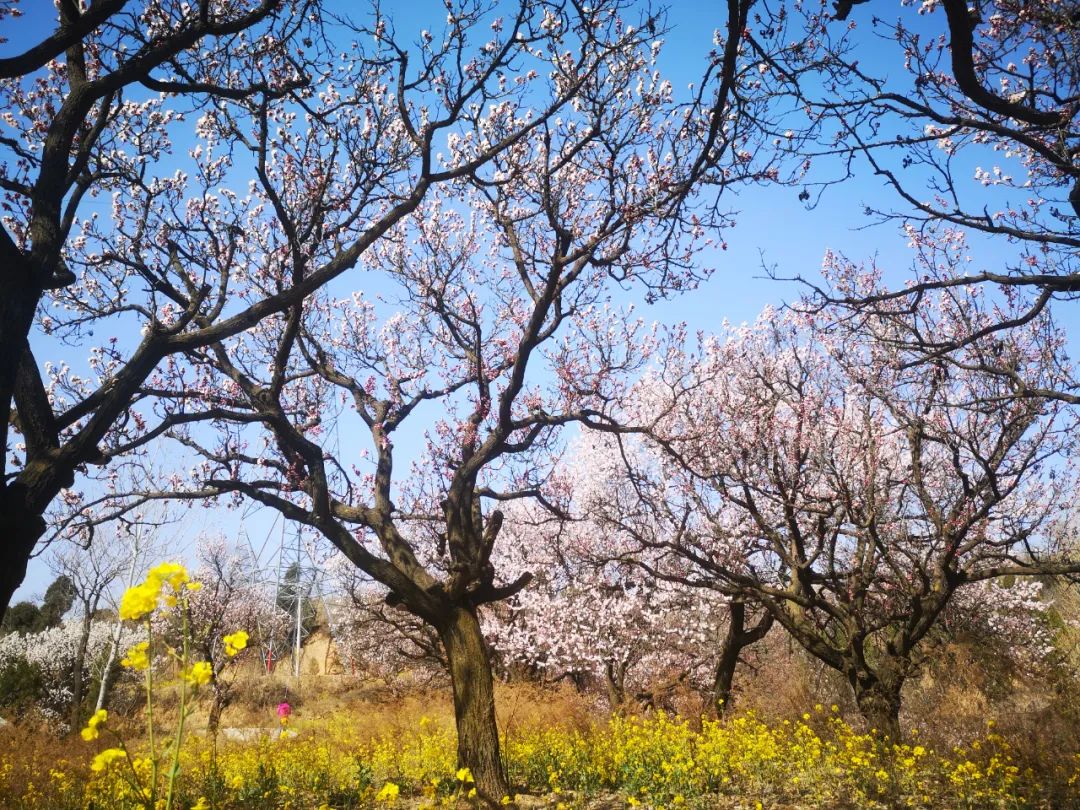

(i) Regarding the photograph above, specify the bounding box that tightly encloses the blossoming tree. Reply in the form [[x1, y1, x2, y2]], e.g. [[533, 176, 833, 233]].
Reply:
[[0, 0, 322, 619], [170, 538, 286, 733], [748, 0, 1079, 392], [2, 0, 663, 631], [133, 3, 799, 792], [606, 294, 1078, 741], [487, 457, 771, 715]]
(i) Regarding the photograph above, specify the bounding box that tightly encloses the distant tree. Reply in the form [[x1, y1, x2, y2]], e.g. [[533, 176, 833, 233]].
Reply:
[[172, 539, 288, 734], [36, 574, 76, 631], [0, 601, 39, 635], [613, 295, 1079, 741], [49, 538, 126, 726], [489, 484, 769, 715]]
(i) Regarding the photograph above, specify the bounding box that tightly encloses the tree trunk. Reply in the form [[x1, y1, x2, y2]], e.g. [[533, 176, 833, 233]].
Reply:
[[94, 644, 119, 714], [852, 674, 903, 743], [604, 660, 627, 711], [69, 610, 93, 727], [439, 605, 509, 803], [0, 503, 46, 625], [712, 601, 773, 717], [208, 682, 227, 735]]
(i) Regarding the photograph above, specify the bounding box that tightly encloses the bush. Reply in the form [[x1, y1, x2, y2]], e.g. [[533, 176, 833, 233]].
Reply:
[[0, 658, 44, 710]]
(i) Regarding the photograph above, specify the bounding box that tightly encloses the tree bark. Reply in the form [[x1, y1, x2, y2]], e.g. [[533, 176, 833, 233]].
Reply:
[[69, 609, 93, 727], [713, 601, 773, 716], [851, 673, 903, 743], [604, 660, 627, 711], [94, 645, 119, 714], [0, 504, 47, 625], [208, 681, 227, 735], [438, 605, 509, 803]]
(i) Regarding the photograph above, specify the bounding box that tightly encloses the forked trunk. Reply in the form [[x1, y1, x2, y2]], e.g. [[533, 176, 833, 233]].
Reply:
[[852, 675, 903, 743], [439, 605, 508, 803], [604, 659, 627, 711]]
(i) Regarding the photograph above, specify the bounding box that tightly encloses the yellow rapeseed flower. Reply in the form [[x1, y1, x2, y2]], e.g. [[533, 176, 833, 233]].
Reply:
[[119, 562, 194, 621], [119, 582, 159, 621], [90, 748, 126, 772], [376, 781, 400, 802], [120, 641, 150, 671], [79, 708, 107, 741], [148, 561, 190, 591], [183, 661, 213, 687], [456, 766, 474, 783], [223, 630, 249, 657]]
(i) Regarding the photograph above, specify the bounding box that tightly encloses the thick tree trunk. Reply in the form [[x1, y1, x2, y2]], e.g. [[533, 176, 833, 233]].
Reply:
[[439, 606, 509, 803], [712, 640, 740, 716], [713, 601, 773, 717], [851, 674, 903, 743], [0, 504, 46, 625]]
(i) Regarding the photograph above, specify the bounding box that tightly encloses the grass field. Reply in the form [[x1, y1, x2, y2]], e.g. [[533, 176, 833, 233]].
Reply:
[[2, 674, 1078, 810]]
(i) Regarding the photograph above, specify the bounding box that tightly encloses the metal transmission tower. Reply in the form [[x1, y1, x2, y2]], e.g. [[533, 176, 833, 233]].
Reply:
[[240, 509, 343, 678]]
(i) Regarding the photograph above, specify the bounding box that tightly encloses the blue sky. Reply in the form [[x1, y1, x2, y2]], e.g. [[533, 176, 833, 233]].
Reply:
[[4, 0, 1075, 602]]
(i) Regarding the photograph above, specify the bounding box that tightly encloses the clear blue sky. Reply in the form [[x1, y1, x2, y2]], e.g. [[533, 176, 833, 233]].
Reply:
[[5, 0, 1075, 602]]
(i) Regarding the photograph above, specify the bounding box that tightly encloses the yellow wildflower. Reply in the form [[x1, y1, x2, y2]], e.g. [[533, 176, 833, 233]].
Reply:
[[90, 748, 126, 772], [183, 661, 213, 687], [376, 781, 400, 802], [192, 798, 210, 810], [80, 708, 107, 741], [148, 561, 190, 591], [119, 582, 159, 621], [456, 767, 473, 783], [223, 630, 249, 657], [121, 641, 150, 671], [120, 563, 194, 621]]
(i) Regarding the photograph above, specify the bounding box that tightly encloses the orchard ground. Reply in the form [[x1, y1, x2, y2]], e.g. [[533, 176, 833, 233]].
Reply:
[[2, 625, 1078, 810]]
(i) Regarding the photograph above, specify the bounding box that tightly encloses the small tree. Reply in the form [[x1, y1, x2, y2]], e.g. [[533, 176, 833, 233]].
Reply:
[[175, 539, 287, 734], [50, 540, 125, 726]]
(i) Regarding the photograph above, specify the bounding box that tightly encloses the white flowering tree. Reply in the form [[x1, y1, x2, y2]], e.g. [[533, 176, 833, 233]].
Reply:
[[621, 293, 1079, 741], [0, 615, 140, 725]]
